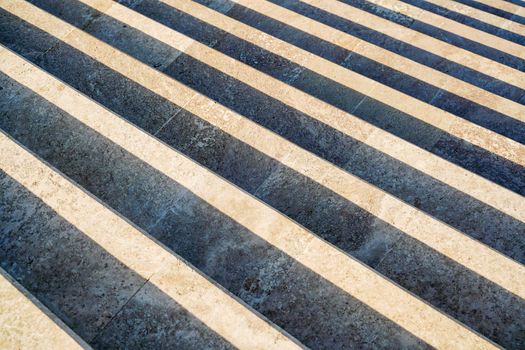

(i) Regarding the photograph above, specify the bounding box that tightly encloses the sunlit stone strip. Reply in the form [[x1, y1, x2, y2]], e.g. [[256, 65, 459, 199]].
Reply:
[[364, 0, 525, 59], [221, 0, 525, 124], [424, 0, 525, 36], [296, 0, 525, 90], [462, 0, 524, 15], [0, 45, 498, 350], [0, 131, 303, 350], [147, 0, 525, 222], [0, 267, 91, 349]]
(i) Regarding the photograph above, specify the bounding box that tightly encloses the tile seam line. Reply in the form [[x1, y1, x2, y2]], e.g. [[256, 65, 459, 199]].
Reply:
[[89, 273, 154, 344], [0, 127, 305, 349], [153, 92, 200, 136]]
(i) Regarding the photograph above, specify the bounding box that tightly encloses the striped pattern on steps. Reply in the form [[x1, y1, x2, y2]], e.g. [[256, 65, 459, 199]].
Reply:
[[0, 0, 523, 348]]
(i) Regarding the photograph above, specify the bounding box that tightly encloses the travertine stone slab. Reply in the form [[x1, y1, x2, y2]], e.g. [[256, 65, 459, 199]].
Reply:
[[298, 0, 525, 89], [362, 0, 525, 60], [425, 0, 525, 36]]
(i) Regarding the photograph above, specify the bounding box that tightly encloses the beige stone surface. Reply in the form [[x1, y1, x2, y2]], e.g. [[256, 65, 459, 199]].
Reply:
[[428, 0, 525, 36], [366, 0, 525, 59], [2, 0, 524, 300], [463, 0, 524, 14], [0, 0, 523, 347]]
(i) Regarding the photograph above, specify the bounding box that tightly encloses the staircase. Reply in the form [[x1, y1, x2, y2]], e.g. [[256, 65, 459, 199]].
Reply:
[[0, 0, 524, 348]]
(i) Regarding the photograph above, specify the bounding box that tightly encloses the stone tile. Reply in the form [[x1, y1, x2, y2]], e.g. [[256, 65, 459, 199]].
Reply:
[[337, 0, 417, 27], [156, 107, 279, 194], [146, 191, 299, 306], [0, 8, 181, 133], [83, 1, 184, 71], [28, 0, 113, 29], [290, 68, 366, 114], [343, 140, 525, 264], [222, 0, 351, 64], [128, 0, 230, 48], [407, 16, 525, 71], [341, 51, 440, 104], [430, 89, 525, 144], [253, 164, 404, 267], [0, 269, 87, 349], [352, 95, 445, 150], [433, 58, 525, 103], [0, 8, 63, 64], [430, 134, 525, 195]]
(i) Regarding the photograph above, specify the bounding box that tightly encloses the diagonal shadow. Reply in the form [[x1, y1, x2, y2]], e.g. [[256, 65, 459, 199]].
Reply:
[[454, 0, 525, 25], [0, 77, 432, 349], [1, 8, 524, 346], [0, 170, 236, 349], [334, 0, 525, 70], [398, 0, 525, 45], [158, 0, 525, 145], [253, 0, 525, 103], [7, 0, 524, 260], [0, 267, 90, 349]]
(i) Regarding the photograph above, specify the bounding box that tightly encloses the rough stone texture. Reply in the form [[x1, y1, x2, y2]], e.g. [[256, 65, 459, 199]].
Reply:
[[0, 0, 524, 348]]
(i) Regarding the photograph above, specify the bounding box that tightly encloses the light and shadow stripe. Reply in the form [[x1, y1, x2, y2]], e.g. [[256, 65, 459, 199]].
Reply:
[[0, 128, 303, 350], [157, 0, 525, 220], [4, 0, 525, 303], [465, 0, 525, 15], [420, 0, 525, 36], [0, 32, 501, 348], [229, 0, 525, 146], [345, 0, 525, 60], [284, 0, 525, 90], [205, 0, 525, 132]]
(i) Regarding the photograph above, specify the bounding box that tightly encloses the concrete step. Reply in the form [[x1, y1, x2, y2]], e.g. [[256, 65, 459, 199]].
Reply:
[[0, 0, 523, 348]]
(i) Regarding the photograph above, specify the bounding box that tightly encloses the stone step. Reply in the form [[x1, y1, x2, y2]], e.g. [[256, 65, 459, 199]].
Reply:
[[0, 131, 303, 349], [0, 267, 90, 349]]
